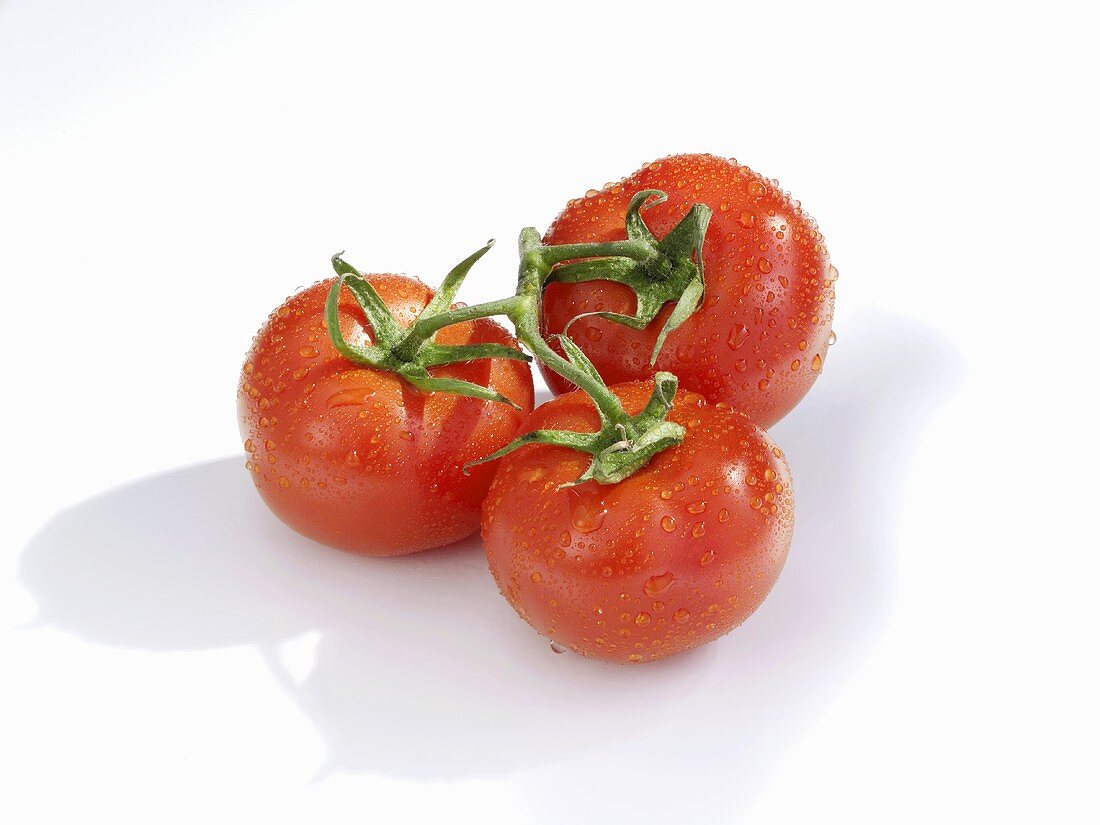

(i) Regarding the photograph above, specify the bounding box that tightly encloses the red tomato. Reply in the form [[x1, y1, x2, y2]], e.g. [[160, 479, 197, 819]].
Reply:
[[541, 153, 835, 429], [481, 380, 793, 663], [238, 274, 534, 555]]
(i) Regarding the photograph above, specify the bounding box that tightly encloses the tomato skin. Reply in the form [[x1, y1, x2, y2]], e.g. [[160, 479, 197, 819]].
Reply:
[[481, 381, 793, 663], [238, 274, 534, 555], [540, 153, 835, 429]]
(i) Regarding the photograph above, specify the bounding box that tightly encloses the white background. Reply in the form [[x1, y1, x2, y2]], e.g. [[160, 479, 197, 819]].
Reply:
[[3, 1, 1098, 822]]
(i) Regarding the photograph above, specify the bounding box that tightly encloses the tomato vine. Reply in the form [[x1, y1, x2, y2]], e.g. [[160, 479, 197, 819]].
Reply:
[[326, 191, 712, 486]]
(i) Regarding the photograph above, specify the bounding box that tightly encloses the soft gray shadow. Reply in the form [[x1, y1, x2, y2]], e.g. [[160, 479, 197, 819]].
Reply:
[[17, 310, 960, 819], [18, 415, 709, 778]]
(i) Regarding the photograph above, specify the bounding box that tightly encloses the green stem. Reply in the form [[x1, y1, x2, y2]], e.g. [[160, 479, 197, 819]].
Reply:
[[323, 188, 704, 486], [512, 309, 629, 426], [537, 238, 655, 266], [386, 228, 644, 427], [392, 295, 525, 361], [506, 229, 636, 425]]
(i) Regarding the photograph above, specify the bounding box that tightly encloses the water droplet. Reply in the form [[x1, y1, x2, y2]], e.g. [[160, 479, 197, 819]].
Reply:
[[699, 549, 716, 566], [727, 324, 749, 350], [292, 367, 309, 380], [758, 379, 769, 390], [660, 515, 676, 533], [584, 326, 603, 342], [718, 508, 730, 523], [811, 354, 823, 371], [673, 608, 691, 624], [627, 653, 644, 663], [278, 476, 290, 488], [734, 359, 748, 373], [643, 572, 675, 597], [344, 450, 360, 467], [634, 611, 651, 626], [827, 330, 837, 346], [571, 498, 607, 533], [738, 210, 755, 228], [764, 468, 777, 482], [748, 180, 766, 197], [659, 489, 673, 500], [530, 571, 542, 583], [326, 388, 374, 408], [687, 500, 706, 514], [550, 641, 567, 654], [750, 497, 762, 510], [691, 522, 706, 538], [519, 466, 546, 483], [298, 346, 318, 358], [757, 258, 772, 274], [828, 264, 839, 281]]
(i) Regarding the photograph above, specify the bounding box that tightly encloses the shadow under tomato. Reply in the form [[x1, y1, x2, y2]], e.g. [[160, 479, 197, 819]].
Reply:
[[17, 310, 960, 820], [17, 427, 708, 779]]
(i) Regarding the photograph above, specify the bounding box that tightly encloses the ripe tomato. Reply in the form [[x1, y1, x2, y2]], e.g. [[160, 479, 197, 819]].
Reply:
[[238, 274, 534, 555], [541, 153, 835, 429], [481, 380, 793, 663]]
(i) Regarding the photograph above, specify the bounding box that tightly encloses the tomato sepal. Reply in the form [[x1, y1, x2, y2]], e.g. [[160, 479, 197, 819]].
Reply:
[[548, 190, 712, 365], [465, 370, 685, 487], [323, 242, 530, 406]]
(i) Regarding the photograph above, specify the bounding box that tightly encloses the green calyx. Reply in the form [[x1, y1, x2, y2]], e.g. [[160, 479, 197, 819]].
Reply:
[[548, 189, 712, 365], [324, 240, 530, 409], [466, 336, 685, 487]]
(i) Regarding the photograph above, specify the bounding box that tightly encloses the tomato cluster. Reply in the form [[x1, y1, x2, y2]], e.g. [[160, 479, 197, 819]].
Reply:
[[238, 153, 834, 663]]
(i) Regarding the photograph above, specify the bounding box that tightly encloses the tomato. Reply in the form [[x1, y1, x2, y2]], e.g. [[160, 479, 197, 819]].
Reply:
[[540, 153, 835, 429], [481, 380, 793, 663], [238, 274, 534, 555]]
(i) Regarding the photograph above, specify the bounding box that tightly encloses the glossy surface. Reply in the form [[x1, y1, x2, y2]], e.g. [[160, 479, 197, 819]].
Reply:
[[238, 275, 534, 555], [481, 381, 793, 663], [541, 153, 835, 428]]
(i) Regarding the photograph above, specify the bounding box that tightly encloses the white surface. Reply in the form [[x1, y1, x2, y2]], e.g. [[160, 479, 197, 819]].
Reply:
[[2, 1, 1097, 822]]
